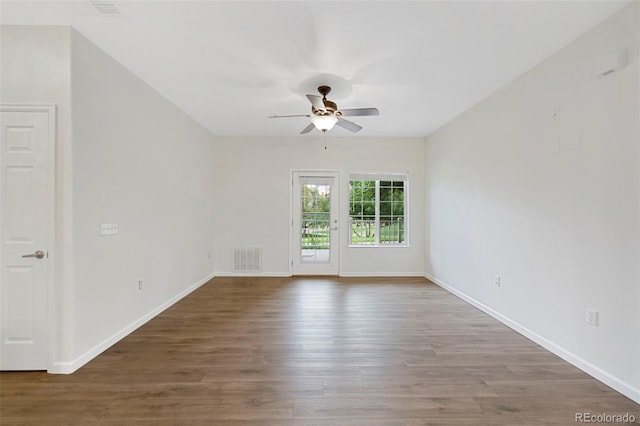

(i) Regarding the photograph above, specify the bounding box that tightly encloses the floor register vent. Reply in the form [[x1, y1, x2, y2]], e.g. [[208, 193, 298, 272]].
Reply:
[[233, 248, 262, 273]]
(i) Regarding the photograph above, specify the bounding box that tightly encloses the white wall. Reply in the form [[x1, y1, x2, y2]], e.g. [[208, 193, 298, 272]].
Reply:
[[213, 136, 425, 276], [69, 30, 216, 370], [1, 26, 75, 368], [425, 3, 639, 402], [1, 26, 217, 372]]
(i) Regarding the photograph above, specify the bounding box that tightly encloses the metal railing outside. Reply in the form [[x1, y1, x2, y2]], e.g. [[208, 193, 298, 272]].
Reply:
[[301, 212, 330, 249], [349, 217, 404, 245]]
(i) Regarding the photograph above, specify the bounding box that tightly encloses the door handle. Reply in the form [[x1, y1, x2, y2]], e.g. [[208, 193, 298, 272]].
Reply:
[[22, 250, 45, 259], [330, 227, 338, 231]]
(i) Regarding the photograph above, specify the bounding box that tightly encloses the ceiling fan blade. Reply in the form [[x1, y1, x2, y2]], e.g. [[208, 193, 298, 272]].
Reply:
[[339, 107, 380, 117], [269, 114, 311, 118], [300, 123, 315, 134], [336, 117, 363, 133], [306, 94, 326, 111]]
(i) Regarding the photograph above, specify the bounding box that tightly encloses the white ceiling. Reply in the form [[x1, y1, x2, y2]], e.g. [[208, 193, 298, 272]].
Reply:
[[1, 0, 630, 137]]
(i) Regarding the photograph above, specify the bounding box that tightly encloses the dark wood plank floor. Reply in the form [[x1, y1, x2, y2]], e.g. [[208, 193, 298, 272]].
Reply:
[[2, 277, 638, 425]]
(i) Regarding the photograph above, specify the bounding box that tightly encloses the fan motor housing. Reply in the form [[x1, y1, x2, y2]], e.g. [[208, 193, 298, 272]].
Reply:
[[312, 99, 338, 115]]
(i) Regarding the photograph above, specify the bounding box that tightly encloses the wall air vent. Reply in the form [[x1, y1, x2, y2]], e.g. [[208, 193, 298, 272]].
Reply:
[[233, 248, 262, 273], [89, 0, 121, 16]]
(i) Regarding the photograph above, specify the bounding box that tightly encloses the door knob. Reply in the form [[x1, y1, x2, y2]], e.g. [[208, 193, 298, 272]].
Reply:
[[22, 250, 45, 259]]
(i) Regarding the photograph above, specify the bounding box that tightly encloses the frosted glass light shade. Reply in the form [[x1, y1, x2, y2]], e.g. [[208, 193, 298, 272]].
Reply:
[[311, 115, 338, 131]]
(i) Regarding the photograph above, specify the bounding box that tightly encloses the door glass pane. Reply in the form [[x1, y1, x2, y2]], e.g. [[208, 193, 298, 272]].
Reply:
[[300, 183, 331, 263]]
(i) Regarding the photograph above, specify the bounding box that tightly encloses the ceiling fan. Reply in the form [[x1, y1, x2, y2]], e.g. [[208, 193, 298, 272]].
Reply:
[[269, 86, 379, 134]]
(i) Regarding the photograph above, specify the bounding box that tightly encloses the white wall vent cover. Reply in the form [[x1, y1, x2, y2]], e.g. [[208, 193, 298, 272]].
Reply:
[[233, 248, 262, 273]]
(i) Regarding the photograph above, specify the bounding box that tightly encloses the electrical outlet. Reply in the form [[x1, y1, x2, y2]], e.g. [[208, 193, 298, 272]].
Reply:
[[138, 280, 143, 290], [100, 223, 118, 236], [586, 308, 598, 327], [495, 275, 501, 287]]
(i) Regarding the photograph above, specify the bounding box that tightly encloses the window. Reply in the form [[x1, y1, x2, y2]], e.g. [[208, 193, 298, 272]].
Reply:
[[349, 173, 407, 246]]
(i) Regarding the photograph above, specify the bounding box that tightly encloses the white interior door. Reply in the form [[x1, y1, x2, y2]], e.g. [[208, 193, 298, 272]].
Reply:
[[1, 106, 54, 370], [292, 171, 339, 275]]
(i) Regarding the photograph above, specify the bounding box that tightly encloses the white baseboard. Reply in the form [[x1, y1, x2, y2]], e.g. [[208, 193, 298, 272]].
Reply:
[[214, 272, 424, 278], [339, 271, 425, 277], [214, 272, 292, 277], [48, 272, 215, 374], [424, 273, 640, 404]]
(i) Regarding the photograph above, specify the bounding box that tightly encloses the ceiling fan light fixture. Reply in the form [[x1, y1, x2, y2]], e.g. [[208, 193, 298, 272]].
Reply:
[[311, 115, 338, 132], [270, 85, 377, 134]]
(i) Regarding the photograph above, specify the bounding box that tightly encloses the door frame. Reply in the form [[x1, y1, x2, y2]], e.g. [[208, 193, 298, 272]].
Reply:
[[0, 104, 56, 371], [289, 170, 340, 275]]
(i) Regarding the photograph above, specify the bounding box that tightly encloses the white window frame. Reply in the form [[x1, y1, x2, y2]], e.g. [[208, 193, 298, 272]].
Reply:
[[348, 172, 409, 247]]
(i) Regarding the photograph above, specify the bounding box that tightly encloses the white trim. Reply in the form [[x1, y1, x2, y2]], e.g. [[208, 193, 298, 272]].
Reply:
[[349, 171, 409, 181], [425, 273, 640, 404], [348, 244, 410, 248], [0, 104, 56, 372], [340, 271, 424, 277], [218, 271, 423, 278], [48, 272, 215, 374], [215, 272, 292, 277]]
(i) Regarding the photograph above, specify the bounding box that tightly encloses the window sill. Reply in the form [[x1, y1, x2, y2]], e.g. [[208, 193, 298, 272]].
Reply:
[[348, 244, 410, 248]]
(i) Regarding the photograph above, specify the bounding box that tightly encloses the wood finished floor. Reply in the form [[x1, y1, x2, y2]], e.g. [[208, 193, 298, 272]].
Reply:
[[1, 276, 638, 425]]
